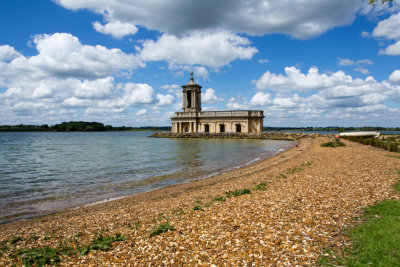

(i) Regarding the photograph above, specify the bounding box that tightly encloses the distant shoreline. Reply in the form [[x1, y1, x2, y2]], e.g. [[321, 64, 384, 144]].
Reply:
[[1, 121, 399, 132]]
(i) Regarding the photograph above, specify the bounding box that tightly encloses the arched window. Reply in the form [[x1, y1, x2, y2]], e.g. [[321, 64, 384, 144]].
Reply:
[[185, 127, 189, 132], [205, 124, 209, 133], [220, 124, 225, 133]]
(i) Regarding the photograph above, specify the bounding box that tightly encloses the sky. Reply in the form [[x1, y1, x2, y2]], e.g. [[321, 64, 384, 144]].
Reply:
[[0, 0, 400, 127]]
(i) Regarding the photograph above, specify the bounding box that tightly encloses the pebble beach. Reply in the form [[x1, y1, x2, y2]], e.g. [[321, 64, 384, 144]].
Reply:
[[1, 136, 399, 266]]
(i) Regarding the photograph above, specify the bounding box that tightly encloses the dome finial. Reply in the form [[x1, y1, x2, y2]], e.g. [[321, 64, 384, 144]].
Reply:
[[190, 71, 194, 82]]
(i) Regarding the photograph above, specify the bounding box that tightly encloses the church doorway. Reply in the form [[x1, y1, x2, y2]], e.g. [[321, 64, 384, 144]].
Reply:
[[236, 124, 241, 133], [219, 124, 225, 133], [205, 124, 209, 133]]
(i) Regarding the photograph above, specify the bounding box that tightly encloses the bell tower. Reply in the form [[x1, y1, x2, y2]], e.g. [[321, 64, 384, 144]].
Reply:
[[182, 72, 202, 113]]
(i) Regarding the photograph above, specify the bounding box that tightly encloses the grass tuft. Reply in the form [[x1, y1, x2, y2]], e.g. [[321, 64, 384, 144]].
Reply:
[[213, 196, 226, 202], [321, 139, 346, 148], [127, 221, 141, 230], [253, 182, 267, 191], [225, 188, 251, 198], [393, 180, 400, 193], [10, 236, 25, 245], [13, 246, 75, 267], [149, 221, 175, 237], [193, 205, 202, 211], [78, 233, 125, 257]]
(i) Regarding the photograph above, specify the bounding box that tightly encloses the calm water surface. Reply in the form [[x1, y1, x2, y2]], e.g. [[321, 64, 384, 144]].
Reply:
[[0, 131, 295, 224]]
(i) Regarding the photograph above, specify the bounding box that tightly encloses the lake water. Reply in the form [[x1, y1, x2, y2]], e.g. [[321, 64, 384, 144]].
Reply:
[[0, 131, 295, 224]]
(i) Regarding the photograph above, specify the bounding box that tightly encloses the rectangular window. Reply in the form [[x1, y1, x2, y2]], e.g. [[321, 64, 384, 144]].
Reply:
[[187, 90, 191, 108]]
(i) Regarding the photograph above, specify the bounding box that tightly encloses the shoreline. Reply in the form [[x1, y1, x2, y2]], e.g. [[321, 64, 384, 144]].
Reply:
[[1, 136, 399, 265]]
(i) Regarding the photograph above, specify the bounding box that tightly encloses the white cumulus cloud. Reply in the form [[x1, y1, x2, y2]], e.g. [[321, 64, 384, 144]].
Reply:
[[251, 92, 272, 106], [93, 21, 138, 39], [373, 12, 400, 55], [253, 67, 348, 92], [0, 45, 21, 62], [248, 66, 399, 125], [389, 70, 400, 83], [202, 88, 219, 104], [137, 32, 257, 69], [156, 94, 174, 106]]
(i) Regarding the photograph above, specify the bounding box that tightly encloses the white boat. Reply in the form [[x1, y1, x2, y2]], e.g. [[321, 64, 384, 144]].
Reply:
[[339, 131, 380, 137]]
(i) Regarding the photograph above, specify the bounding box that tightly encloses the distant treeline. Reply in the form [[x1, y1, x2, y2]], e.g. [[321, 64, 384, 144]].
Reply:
[[263, 126, 400, 132], [0, 122, 172, 132], [1, 123, 399, 132]]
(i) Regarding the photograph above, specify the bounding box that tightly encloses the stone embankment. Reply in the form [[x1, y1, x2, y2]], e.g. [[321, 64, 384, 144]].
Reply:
[[151, 131, 326, 140]]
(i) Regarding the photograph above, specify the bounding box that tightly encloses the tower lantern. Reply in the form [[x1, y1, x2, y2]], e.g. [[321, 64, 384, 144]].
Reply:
[[182, 72, 202, 113]]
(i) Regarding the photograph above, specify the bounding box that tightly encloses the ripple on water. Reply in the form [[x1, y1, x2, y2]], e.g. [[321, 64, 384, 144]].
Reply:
[[0, 131, 295, 224]]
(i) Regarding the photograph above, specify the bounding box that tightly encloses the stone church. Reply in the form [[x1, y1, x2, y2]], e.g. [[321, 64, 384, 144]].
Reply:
[[171, 73, 264, 134]]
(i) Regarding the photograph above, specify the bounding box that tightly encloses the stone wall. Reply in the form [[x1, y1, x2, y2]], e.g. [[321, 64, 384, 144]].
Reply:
[[151, 131, 326, 140]]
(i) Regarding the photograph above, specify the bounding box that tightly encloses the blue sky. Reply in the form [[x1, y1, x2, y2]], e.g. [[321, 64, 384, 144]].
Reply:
[[0, 0, 399, 127]]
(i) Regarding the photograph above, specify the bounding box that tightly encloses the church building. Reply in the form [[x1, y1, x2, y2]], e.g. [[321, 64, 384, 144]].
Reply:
[[171, 73, 264, 134]]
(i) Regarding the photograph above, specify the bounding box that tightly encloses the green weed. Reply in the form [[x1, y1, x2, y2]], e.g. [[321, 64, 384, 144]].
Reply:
[[74, 232, 83, 238], [78, 233, 125, 257], [321, 139, 345, 148], [28, 234, 39, 242], [193, 205, 202, 211], [149, 221, 175, 237], [0, 241, 9, 256], [225, 188, 251, 198], [127, 221, 141, 230], [287, 167, 303, 174], [213, 196, 226, 202], [204, 201, 213, 208], [10, 236, 25, 245], [13, 246, 75, 267], [393, 180, 400, 193], [253, 182, 267, 191], [301, 162, 312, 167], [278, 173, 287, 178]]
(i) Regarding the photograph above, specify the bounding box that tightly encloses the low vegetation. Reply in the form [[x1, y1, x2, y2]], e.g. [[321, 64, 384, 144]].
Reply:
[[319, 200, 400, 266], [342, 135, 399, 152], [319, 169, 400, 266], [6, 232, 125, 266], [321, 139, 346, 148], [13, 246, 75, 267], [127, 221, 141, 230], [213, 196, 226, 202], [253, 182, 267, 191], [150, 221, 175, 237], [78, 233, 125, 257], [225, 188, 251, 198], [278, 162, 313, 178]]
